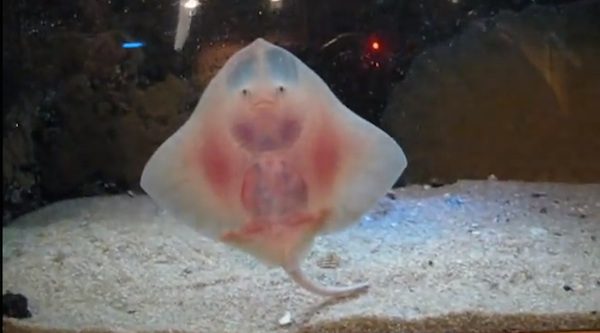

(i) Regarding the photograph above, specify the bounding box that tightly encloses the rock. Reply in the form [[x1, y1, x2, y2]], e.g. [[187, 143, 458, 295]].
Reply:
[[381, 2, 600, 184], [2, 94, 44, 225], [1, 0, 199, 223], [3, 292, 32, 319], [37, 73, 190, 198]]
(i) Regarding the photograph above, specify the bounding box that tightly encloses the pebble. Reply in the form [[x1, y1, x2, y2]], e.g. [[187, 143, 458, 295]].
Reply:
[[278, 311, 292, 326]]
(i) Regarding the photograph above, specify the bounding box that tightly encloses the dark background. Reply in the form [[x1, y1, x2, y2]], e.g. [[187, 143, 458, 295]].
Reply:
[[2, 0, 599, 224]]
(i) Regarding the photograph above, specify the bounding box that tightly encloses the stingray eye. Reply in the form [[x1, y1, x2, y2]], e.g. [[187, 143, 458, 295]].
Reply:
[[277, 86, 285, 93], [242, 88, 249, 96]]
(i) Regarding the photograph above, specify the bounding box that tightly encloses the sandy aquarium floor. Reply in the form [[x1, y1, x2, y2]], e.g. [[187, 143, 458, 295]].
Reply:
[[2, 180, 600, 333]]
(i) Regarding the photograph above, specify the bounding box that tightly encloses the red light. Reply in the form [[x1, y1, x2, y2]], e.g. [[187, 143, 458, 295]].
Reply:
[[371, 41, 380, 51]]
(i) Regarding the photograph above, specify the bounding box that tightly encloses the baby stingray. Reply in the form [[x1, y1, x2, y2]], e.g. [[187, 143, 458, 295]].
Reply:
[[141, 38, 407, 298]]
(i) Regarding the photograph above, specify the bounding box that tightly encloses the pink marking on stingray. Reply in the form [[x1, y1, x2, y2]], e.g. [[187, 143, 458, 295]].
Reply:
[[240, 158, 308, 217], [197, 127, 232, 201], [220, 209, 329, 243], [311, 114, 340, 191]]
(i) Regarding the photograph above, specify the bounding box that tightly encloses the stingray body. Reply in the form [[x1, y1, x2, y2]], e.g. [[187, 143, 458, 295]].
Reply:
[[141, 38, 407, 297]]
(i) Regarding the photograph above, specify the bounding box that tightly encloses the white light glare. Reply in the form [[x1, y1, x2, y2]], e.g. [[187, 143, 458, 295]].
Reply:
[[270, 0, 282, 10], [184, 0, 200, 9]]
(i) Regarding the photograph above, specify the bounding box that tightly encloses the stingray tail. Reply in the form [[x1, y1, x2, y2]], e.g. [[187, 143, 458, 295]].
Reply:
[[284, 266, 369, 298]]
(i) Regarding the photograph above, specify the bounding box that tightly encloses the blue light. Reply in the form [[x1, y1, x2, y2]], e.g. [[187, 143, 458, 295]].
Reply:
[[122, 41, 145, 49]]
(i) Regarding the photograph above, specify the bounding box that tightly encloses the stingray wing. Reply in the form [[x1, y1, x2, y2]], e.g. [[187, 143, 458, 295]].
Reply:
[[140, 42, 263, 240], [285, 54, 407, 234]]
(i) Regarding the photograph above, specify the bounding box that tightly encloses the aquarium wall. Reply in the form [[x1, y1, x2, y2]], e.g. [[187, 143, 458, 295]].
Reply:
[[3, 0, 600, 224]]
